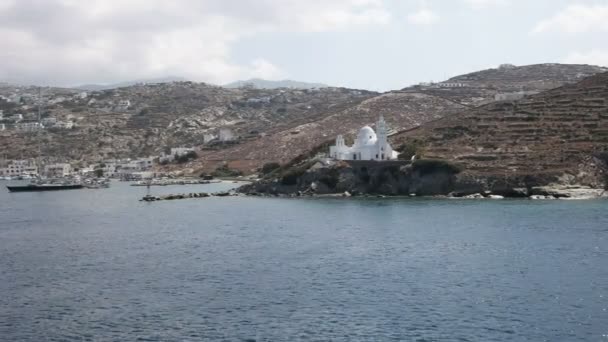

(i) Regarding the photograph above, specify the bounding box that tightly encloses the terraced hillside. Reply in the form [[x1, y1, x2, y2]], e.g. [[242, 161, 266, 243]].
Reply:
[[406, 63, 608, 106], [393, 72, 608, 187]]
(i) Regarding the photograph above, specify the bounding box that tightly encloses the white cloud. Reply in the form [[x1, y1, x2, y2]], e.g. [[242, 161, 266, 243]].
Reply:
[[248, 58, 286, 80], [407, 9, 439, 25], [563, 50, 608, 67], [0, 0, 390, 86], [463, 0, 508, 10], [532, 4, 608, 34]]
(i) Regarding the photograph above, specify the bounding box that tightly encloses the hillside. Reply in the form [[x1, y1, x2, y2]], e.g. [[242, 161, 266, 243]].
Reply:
[[188, 64, 608, 174], [1, 63, 606, 174], [404, 63, 608, 107], [0, 82, 376, 161], [392, 71, 608, 190]]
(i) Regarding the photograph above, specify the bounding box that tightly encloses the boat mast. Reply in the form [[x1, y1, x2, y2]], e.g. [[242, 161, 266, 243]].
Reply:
[[36, 87, 43, 178]]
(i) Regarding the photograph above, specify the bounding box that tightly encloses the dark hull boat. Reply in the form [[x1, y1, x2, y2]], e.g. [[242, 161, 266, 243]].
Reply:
[[6, 184, 84, 192]]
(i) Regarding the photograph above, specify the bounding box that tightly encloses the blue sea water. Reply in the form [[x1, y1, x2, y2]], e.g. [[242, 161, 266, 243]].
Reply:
[[0, 181, 607, 341]]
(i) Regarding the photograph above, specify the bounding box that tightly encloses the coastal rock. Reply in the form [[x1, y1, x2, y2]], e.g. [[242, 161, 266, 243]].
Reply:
[[463, 193, 484, 199], [531, 186, 606, 199]]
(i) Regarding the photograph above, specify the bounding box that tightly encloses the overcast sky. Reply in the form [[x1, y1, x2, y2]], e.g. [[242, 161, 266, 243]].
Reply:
[[0, 0, 607, 90]]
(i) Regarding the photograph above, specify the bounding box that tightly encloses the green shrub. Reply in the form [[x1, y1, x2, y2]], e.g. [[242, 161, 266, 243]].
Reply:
[[412, 159, 462, 175], [260, 162, 281, 175], [175, 151, 197, 164], [397, 140, 424, 160], [212, 164, 242, 177]]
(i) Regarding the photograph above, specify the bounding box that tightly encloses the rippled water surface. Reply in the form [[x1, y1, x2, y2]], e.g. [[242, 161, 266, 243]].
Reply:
[[1, 181, 607, 341]]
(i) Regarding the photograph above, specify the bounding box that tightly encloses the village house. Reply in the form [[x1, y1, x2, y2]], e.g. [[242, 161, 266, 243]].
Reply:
[[219, 128, 235, 142], [117, 99, 131, 111], [15, 120, 43, 132], [0, 159, 38, 177], [114, 157, 155, 180], [44, 163, 72, 178]]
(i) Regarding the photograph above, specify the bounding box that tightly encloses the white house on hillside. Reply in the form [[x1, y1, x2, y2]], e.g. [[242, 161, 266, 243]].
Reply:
[[329, 116, 399, 161]]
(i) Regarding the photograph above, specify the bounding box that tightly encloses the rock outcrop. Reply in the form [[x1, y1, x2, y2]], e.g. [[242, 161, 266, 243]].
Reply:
[[239, 159, 462, 197]]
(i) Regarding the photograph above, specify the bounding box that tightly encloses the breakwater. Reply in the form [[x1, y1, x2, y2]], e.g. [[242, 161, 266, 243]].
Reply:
[[141, 190, 238, 202]]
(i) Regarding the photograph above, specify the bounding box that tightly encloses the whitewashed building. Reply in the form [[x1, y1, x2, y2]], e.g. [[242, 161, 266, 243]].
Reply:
[[15, 121, 42, 132], [170, 147, 194, 156], [0, 159, 38, 177], [329, 116, 399, 161], [44, 163, 72, 178], [219, 128, 235, 142], [203, 133, 217, 143]]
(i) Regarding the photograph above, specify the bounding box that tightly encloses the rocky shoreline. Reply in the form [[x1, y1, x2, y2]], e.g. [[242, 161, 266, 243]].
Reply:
[[240, 187, 607, 200], [237, 159, 608, 200]]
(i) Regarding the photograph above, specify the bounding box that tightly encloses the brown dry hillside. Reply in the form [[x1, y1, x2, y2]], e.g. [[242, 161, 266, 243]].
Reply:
[[187, 92, 467, 173], [392, 72, 608, 186]]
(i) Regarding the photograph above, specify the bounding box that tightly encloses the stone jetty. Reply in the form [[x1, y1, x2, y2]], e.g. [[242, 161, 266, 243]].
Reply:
[[140, 191, 238, 202]]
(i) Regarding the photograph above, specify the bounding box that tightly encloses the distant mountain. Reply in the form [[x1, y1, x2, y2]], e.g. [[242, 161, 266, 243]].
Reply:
[[224, 78, 328, 89], [74, 76, 188, 91]]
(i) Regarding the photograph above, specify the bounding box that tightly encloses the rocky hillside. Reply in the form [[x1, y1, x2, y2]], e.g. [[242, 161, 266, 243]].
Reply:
[[406, 63, 608, 107], [392, 71, 608, 191], [188, 64, 608, 174], [1, 63, 606, 173], [0, 83, 376, 161]]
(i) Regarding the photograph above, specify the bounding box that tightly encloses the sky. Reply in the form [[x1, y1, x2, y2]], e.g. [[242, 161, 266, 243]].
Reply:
[[0, 0, 607, 91]]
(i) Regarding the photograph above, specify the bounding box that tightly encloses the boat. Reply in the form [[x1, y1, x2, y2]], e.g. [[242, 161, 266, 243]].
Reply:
[[82, 178, 111, 189], [6, 183, 84, 192]]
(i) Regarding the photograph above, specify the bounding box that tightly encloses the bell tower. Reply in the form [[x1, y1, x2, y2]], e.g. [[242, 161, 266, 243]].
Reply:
[[376, 115, 387, 159]]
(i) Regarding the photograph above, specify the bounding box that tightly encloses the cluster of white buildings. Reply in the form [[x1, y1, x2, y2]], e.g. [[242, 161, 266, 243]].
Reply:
[[0, 111, 75, 132], [418, 82, 468, 88], [202, 128, 236, 144], [95, 157, 155, 180], [0, 159, 73, 178], [0, 159, 39, 178], [329, 116, 399, 161]]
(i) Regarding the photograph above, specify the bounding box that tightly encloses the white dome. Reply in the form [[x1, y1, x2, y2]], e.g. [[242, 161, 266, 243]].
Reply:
[[355, 126, 377, 146]]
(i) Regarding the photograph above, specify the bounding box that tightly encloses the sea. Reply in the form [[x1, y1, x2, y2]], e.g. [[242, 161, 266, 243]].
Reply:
[[0, 181, 606, 341]]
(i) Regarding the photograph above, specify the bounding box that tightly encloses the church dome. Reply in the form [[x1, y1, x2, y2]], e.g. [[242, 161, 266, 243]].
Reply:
[[355, 126, 377, 146]]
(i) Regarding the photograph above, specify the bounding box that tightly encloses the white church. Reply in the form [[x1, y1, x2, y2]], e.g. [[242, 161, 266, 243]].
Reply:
[[329, 116, 399, 161]]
